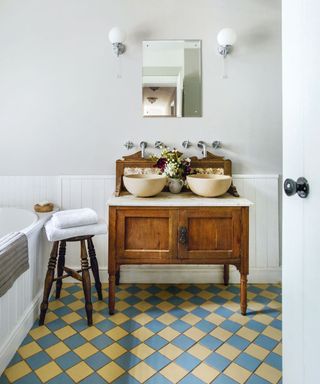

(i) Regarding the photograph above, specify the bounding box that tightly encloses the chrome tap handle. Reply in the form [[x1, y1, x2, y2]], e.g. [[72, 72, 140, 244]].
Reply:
[[124, 141, 134, 150], [182, 140, 191, 149], [197, 141, 207, 158], [140, 141, 147, 158], [155, 141, 163, 149], [212, 141, 222, 150]]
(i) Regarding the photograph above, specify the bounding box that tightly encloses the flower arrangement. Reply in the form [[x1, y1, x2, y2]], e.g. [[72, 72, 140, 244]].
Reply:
[[154, 148, 191, 180]]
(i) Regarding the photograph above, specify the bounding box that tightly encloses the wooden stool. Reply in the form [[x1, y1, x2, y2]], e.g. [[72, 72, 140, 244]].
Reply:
[[39, 235, 102, 326]]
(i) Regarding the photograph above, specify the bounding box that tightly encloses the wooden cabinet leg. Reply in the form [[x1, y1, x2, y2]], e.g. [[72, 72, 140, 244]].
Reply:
[[55, 241, 66, 299], [81, 240, 93, 326], [240, 274, 248, 315], [115, 267, 120, 286], [87, 237, 103, 300], [39, 242, 59, 326], [109, 274, 115, 315], [223, 265, 229, 286]]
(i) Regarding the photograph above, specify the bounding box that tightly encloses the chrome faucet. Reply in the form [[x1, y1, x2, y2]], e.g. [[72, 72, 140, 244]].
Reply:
[[140, 141, 147, 158], [212, 141, 222, 150], [197, 141, 207, 158], [182, 140, 191, 149], [154, 141, 163, 149]]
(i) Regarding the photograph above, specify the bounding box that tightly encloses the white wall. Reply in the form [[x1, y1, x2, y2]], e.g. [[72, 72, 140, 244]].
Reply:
[[0, 0, 282, 176]]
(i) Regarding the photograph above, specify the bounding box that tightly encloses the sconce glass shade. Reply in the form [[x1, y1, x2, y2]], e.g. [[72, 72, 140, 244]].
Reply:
[[108, 27, 126, 44], [217, 28, 237, 46]]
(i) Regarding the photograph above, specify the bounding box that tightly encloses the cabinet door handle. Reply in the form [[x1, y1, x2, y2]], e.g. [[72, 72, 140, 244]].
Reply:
[[179, 227, 188, 245]]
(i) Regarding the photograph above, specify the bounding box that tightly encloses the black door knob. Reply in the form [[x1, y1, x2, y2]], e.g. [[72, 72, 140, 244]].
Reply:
[[284, 177, 309, 198]]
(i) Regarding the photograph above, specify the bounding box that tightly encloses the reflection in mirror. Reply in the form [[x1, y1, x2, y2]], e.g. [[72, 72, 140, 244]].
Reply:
[[142, 40, 202, 118]]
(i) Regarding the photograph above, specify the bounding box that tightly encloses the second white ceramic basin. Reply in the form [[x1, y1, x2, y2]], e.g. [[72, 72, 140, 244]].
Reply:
[[123, 174, 167, 197], [187, 174, 232, 197]]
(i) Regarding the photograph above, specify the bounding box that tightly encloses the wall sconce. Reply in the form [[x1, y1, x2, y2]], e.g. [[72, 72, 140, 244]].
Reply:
[[108, 27, 126, 56], [217, 28, 237, 57]]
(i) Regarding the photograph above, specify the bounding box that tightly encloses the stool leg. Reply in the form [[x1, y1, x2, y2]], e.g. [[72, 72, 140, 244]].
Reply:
[[115, 266, 120, 286], [87, 237, 103, 300], [56, 241, 66, 299], [81, 240, 93, 326], [223, 264, 229, 286], [39, 241, 59, 326]]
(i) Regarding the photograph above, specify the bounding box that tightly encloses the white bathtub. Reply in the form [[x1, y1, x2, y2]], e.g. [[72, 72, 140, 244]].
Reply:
[[0, 207, 52, 375]]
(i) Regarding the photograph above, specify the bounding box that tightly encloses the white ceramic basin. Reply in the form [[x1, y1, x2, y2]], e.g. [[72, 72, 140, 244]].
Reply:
[[123, 174, 167, 197], [187, 174, 232, 197]]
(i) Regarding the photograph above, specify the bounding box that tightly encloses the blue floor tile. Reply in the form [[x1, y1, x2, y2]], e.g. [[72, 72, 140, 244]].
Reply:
[[265, 352, 282, 371], [199, 335, 223, 351], [235, 352, 261, 371], [172, 334, 195, 349], [63, 334, 87, 349], [37, 334, 61, 349], [227, 335, 250, 351], [246, 320, 266, 333], [254, 335, 278, 351], [90, 334, 113, 349], [145, 352, 171, 371], [121, 320, 142, 333], [26, 351, 51, 370], [145, 335, 168, 350], [115, 352, 141, 370], [79, 373, 108, 384], [179, 374, 205, 384], [85, 352, 111, 370], [220, 320, 242, 333], [195, 319, 216, 333], [171, 320, 192, 333], [213, 374, 239, 384], [15, 373, 42, 384], [206, 352, 231, 371], [175, 352, 201, 370], [55, 351, 81, 370], [47, 373, 75, 384], [145, 373, 172, 384], [215, 307, 234, 318], [117, 335, 141, 349], [246, 374, 271, 384], [145, 320, 167, 333]]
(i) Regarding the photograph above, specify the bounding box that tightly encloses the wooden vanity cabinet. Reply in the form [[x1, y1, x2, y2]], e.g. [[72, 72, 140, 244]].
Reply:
[[108, 150, 250, 317], [108, 205, 249, 316]]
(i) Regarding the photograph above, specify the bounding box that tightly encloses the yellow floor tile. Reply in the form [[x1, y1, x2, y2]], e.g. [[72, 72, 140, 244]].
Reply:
[[161, 362, 188, 383], [18, 341, 42, 359], [48, 301, 64, 310], [115, 301, 130, 311], [216, 343, 241, 360], [129, 361, 156, 382], [133, 313, 153, 325], [188, 343, 212, 360], [158, 326, 180, 341], [67, 300, 84, 311], [245, 344, 270, 360], [80, 326, 103, 341], [236, 326, 259, 342], [66, 361, 94, 383], [156, 301, 175, 312], [178, 301, 197, 312], [93, 301, 107, 311], [102, 343, 127, 359], [135, 290, 152, 300], [255, 362, 282, 383], [61, 312, 82, 324], [177, 291, 193, 300], [210, 327, 233, 342], [44, 312, 58, 323], [157, 313, 176, 325], [74, 342, 98, 359], [273, 342, 282, 356], [181, 313, 201, 326], [262, 326, 282, 341], [35, 361, 62, 383], [159, 343, 184, 360], [229, 313, 250, 326], [46, 341, 70, 359], [92, 312, 106, 324], [218, 291, 236, 300], [192, 362, 220, 383], [260, 290, 278, 299], [54, 325, 77, 340], [106, 326, 128, 341], [5, 361, 31, 382], [197, 291, 214, 300], [224, 363, 252, 383], [252, 314, 274, 325], [29, 326, 51, 340], [131, 343, 155, 359], [184, 327, 206, 341], [131, 327, 154, 342], [97, 362, 125, 382], [109, 312, 129, 325], [156, 291, 172, 300], [204, 313, 225, 325], [134, 301, 152, 312]]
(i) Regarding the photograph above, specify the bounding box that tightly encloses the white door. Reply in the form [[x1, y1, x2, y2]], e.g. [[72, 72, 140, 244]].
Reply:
[[283, 0, 320, 383]]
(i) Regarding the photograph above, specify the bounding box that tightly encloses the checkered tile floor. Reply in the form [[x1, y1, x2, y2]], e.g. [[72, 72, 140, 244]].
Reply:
[[0, 283, 282, 383]]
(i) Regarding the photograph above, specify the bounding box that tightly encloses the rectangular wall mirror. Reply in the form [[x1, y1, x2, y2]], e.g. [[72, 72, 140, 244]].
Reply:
[[142, 40, 202, 118]]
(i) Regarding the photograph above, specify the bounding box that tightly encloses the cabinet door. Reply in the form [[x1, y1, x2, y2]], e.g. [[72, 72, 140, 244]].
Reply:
[[116, 208, 178, 262], [178, 208, 242, 262]]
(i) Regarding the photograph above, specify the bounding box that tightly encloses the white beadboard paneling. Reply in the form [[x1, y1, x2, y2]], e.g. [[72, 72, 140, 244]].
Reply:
[[0, 176, 60, 210], [59, 174, 280, 283]]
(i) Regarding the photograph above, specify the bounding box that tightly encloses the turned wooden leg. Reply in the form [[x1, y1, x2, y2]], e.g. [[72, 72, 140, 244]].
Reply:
[[39, 242, 59, 325], [87, 237, 102, 300], [223, 264, 229, 286], [55, 241, 66, 299], [115, 266, 120, 286], [81, 240, 93, 326], [240, 274, 248, 315], [109, 274, 115, 315]]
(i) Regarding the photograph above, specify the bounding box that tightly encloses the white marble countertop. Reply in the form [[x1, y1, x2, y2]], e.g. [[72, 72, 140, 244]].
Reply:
[[107, 192, 253, 207]]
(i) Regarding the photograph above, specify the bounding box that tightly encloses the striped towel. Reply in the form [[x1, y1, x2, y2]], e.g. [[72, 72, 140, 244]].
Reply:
[[0, 232, 29, 297]]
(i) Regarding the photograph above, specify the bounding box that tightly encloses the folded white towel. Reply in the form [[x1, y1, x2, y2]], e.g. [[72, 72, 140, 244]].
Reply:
[[45, 218, 106, 241], [52, 208, 98, 229]]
